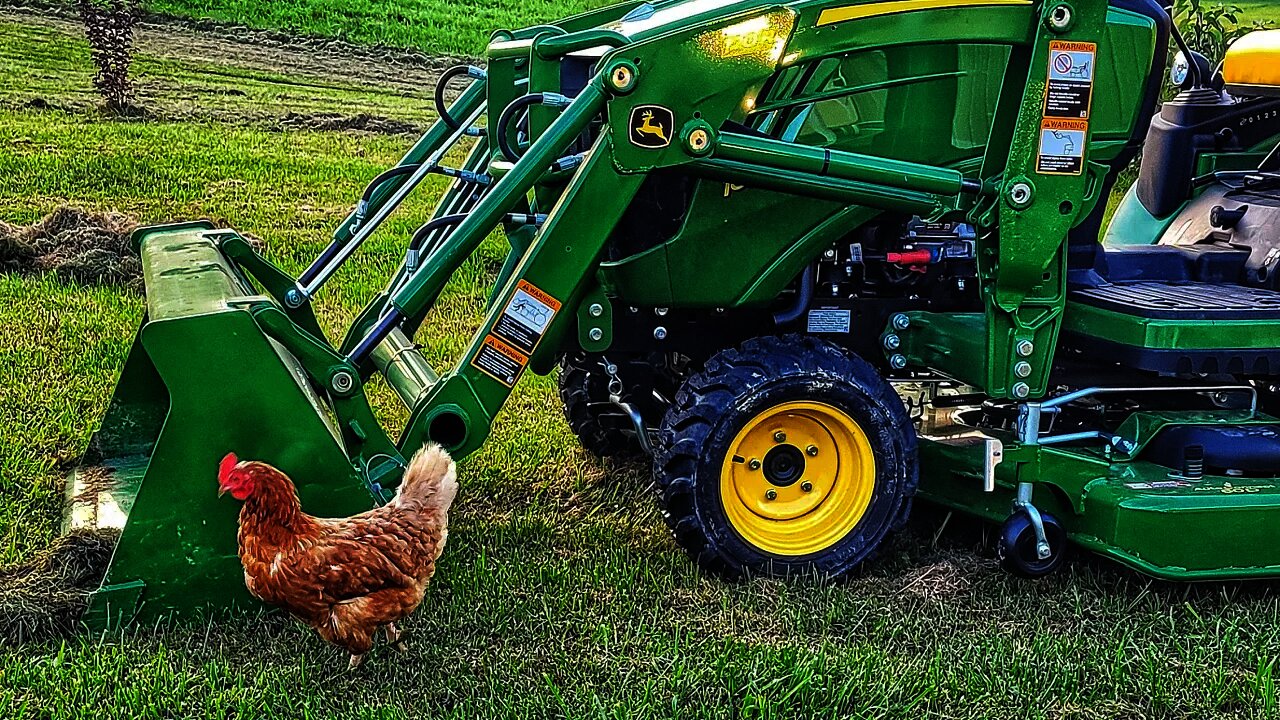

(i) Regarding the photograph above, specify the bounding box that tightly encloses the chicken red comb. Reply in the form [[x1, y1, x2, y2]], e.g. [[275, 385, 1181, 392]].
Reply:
[[219, 452, 239, 485]]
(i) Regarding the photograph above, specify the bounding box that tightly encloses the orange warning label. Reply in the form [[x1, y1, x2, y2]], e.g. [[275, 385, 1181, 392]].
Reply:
[[1042, 118, 1089, 132], [471, 335, 528, 387], [1049, 40, 1096, 53], [515, 280, 561, 312]]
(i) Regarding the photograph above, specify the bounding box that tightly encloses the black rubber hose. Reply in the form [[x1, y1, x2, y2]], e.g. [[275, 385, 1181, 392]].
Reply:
[[496, 94, 546, 162], [360, 164, 421, 209], [408, 213, 469, 254], [435, 65, 482, 130], [772, 263, 816, 325]]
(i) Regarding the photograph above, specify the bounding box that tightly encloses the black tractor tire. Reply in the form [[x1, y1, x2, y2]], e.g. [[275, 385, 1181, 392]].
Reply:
[[654, 335, 918, 579], [558, 352, 685, 459]]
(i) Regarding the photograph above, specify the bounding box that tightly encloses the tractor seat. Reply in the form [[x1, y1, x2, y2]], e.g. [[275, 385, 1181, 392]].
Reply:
[[1225, 30, 1280, 98]]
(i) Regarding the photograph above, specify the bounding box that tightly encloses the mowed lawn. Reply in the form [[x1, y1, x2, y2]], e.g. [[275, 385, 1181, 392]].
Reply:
[[2, 6, 1280, 720], [132, 0, 1280, 55]]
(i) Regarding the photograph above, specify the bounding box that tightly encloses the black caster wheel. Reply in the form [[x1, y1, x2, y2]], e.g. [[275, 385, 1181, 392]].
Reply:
[[997, 510, 1067, 578]]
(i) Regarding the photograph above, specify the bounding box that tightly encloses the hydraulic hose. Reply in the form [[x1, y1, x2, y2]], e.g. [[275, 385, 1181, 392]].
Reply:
[[496, 92, 571, 162], [408, 213, 469, 255], [434, 64, 486, 130], [772, 263, 816, 325]]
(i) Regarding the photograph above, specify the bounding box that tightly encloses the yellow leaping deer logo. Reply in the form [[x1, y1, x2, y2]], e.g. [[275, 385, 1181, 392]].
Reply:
[[636, 111, 668, 142], [629, 105, 673, 148]]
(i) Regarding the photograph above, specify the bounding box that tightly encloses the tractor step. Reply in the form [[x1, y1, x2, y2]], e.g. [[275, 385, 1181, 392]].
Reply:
[[1070, 281, 1280, 320], [1064, 282, 1280, 374]]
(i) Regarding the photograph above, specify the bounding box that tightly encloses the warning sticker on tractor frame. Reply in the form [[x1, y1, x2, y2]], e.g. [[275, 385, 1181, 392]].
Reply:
[[492, 280, 562, 355], [471, 335, 528, 388], [1044, 41, 1096, 119], [1037, 118, 1088, 175]]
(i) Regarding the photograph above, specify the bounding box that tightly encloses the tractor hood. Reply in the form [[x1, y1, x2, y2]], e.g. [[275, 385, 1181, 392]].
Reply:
[[607, 0, 767, 39]]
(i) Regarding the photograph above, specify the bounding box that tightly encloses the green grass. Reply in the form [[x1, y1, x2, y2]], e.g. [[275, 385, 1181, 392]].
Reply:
[[126, 0, 1280, 56], [143, 0, 619, 56], [4, 10, 1280, 720]]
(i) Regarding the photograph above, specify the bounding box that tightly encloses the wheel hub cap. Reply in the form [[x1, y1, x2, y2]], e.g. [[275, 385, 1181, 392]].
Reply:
[[720, 401, 877, 557]]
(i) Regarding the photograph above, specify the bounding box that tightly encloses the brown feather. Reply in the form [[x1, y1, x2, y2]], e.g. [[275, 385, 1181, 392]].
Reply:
[[227, 446, 456, 657]]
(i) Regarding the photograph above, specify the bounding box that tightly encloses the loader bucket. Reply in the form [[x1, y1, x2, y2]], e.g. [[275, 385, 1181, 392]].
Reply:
[[66, 222, 381, 629]]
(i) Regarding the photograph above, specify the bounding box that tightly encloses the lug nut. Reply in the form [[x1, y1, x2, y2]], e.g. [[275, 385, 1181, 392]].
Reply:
[[800, 481, 813, 492], [774, 431, 786, 443], [589, 303, 604, 317], [748, 459, 761, 471], [806, 445, 818, 456], [588, 328, 603, 341], [765, 489, 778, 500]]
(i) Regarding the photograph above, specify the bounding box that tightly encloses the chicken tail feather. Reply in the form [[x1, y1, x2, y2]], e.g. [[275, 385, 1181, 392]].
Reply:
[[395, 444, 458, 513]]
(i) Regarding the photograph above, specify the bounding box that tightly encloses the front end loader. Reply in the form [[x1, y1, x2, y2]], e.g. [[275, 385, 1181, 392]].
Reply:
[[68, 0, 1280, 626]]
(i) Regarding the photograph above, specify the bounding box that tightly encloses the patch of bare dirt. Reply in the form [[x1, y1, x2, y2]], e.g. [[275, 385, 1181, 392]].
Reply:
[[278, 111, 421, 135], [2, 3, 470, 94], [0, 206, 141, 287], [0, 529, 119, 645]]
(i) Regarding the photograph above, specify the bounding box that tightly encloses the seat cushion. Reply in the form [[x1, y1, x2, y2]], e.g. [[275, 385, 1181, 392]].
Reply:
[[1225, 30, 1280, 97]]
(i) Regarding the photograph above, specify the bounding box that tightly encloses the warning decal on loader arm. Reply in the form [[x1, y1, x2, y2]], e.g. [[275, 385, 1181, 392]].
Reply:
[[472, 335, 528, 388], [493, 280, 561, 355], [1037, 41, 1095, 176], [1044, 41, 1096, 119], [1037, 118, 1088, 175]]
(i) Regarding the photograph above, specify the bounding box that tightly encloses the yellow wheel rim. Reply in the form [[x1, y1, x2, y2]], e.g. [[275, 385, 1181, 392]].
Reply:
[[719, 400, 876, 557]]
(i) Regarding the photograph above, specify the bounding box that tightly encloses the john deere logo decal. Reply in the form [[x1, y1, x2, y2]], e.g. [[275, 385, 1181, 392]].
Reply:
[[629, 105, 673, 148]]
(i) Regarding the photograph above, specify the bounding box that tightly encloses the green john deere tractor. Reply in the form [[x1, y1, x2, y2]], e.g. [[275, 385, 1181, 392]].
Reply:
[[65, 0, 1280, 626]]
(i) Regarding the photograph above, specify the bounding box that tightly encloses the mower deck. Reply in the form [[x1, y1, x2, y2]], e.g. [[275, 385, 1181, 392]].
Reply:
[[919, 408, 1280, 581]]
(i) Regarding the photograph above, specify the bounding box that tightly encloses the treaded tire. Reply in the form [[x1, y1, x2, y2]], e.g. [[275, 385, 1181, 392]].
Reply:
[[558, 352, 645, 458], [654, 335, 918, 579]]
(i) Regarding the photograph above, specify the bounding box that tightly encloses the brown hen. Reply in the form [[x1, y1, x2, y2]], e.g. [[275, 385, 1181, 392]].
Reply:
[[218, 445, 457, 669]]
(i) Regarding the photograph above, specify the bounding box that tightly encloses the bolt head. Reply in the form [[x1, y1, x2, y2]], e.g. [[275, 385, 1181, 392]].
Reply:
[[765, 489, 778, 501], [805, 445, 818, 457], [892, 313, 910, 330], [653, 326, 667, 340], [588, 328, 603, 341], [773, 431, 786, 443], [800, 481, 813, 492], [1048, 4, 1072, 30], [588, 303, 604, 317], [889, 354, 908, 370], [687, 128, 710, 153], [655, 307, 669, 316], [1014, 361, 1032, 379], [1008, 182, 1034, 206], [1016, 340, 1035, 357], [748, 459, 761, 471], [331, 370, 354, 394], [823, 249, 836, 259], [609, 64, 635, 91], [1012, 382, 1030, 399], [883, 334, 901, 351]]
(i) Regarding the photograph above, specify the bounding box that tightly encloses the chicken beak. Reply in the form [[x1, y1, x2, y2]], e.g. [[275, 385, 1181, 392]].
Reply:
[[218, 486, 228, 498]]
